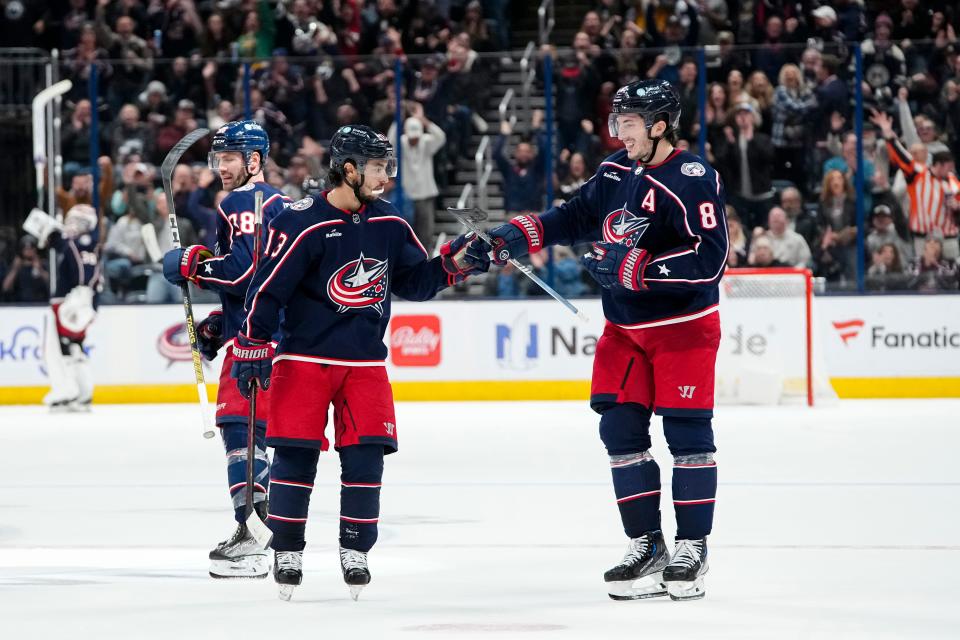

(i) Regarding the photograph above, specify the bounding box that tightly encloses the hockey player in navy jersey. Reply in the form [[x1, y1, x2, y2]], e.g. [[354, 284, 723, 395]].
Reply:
[[230, 124, 488, 601], [161, 121, 292, 579], [22, 204, 102, 412], [467, 79, 727, 601]]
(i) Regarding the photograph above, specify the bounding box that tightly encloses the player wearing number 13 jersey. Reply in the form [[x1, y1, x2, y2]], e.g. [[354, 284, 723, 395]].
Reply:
[[162, 120, 291, 579], [467, 79, 728, 601]]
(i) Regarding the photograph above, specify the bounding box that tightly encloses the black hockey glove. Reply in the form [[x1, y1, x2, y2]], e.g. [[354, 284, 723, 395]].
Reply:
[[441, 232, 489, 283], [196, 309, 224, 361], [231, 335, 275, 399], [580, 242, 650, 291], [466, 214, 544, 267]]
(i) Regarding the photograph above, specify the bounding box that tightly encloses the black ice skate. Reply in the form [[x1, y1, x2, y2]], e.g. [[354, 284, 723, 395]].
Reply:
[[604, 530, 669, 600], [340, 546, 371, 601], [208, 503, 269, 579], [274, 550, 303, 601], [663, 537, 709, 601]]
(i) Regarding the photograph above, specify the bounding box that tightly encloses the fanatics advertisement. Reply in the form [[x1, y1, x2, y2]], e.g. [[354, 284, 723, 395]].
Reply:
[[1, 295, 959, 401]]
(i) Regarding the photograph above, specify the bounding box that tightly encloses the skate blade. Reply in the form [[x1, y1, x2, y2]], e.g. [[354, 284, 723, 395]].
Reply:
[[606, 572, 668, 601], [349, 584, 365, 601], [209, 556, 269, 579], [278, 584, 296, 601], [666, 577, 706, 601]]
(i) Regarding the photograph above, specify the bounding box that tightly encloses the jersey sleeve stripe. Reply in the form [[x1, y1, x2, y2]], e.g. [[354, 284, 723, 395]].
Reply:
[[196, 261, 255, 286], [367, 215, 429, 257], [600, 161, 630, 171], [243, 220, 345, 338], [650, 248, 695, 263]]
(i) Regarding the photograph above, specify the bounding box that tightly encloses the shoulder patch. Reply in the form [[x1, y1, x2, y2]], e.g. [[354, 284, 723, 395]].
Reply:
[[681, 162, 706, 177], [234, 182, 255, 192], [288, 196, 314, 211]]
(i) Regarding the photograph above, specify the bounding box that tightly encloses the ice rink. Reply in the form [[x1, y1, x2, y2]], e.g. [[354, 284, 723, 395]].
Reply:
[[1, 399, 958, 639]]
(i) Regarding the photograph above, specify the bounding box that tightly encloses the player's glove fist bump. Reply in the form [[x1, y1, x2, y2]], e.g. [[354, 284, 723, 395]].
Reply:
[[467, 214, 545, 267], [580, 242, 650, 292], [162, 245, 214, 285], [231, 335, 275, 399], [197, 309, 224, 361], [441, 232, 490, 283]]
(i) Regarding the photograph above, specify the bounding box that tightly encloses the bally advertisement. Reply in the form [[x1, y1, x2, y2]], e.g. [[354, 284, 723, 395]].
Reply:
[[1, 295, 959, 403]]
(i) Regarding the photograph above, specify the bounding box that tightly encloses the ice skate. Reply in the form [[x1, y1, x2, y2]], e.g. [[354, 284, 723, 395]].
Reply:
[[663, 537, 708, 601], [274, 551, 303, 601], [208, 506, 270, 579], [340, 547, 370, 601], [604, 530, 669, 600]]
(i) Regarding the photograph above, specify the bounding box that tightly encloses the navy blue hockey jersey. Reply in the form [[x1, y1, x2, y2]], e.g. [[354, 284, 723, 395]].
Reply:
[[240, 192, 454, 364], [539, 148, 728, 327], [49, 228, 102, 302], [194, 182, 292, 339]]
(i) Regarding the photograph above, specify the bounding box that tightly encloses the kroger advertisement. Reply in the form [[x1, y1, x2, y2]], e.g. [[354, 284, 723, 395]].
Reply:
[[1, 295, 959, 401]]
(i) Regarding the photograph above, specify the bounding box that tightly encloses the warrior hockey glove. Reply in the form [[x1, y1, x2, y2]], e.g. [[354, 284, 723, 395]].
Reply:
[[162, 245, 214, 285], [197, 309, 224, 361], [581, 242, 650, 291], [441, 232, 490, 284], [466, 214, 544, 267], [231, 336, 275, 399]]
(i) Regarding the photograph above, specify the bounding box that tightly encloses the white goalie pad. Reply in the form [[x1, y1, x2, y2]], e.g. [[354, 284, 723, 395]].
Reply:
[[58, 286, 96, 334], [42, 310, 78, 406]]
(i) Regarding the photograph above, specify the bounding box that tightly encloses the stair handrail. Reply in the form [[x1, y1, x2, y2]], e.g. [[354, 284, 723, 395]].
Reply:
[[474, 134, 493, 212], [498, 87, 516, 129], [519, 41, 537, 133], [457, 182, 474, 210], [538, 0, 555, 45]]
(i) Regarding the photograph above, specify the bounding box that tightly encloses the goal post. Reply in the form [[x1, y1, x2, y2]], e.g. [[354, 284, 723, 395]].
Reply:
[[716, 267, 833, 406]]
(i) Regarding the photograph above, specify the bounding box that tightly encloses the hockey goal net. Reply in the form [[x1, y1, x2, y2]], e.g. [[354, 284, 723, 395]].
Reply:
[[715, 268, 836, 406]]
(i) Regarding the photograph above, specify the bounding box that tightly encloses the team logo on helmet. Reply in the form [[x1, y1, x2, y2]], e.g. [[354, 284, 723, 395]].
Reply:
[[327, 252, 389, 315], [602, 204, 650, 246]]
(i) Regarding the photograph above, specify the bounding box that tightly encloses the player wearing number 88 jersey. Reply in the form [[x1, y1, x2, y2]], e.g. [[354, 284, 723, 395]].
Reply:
[[161, 120, 292, 579], [466, 79, 727, 601]]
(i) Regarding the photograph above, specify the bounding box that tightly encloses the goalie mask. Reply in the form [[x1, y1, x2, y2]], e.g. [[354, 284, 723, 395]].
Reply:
[[64, 204, 98, 238]]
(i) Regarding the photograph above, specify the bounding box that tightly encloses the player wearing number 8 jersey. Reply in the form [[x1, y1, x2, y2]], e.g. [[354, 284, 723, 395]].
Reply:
[[161, 120, 292, 578], [467, 79, 728, 601]]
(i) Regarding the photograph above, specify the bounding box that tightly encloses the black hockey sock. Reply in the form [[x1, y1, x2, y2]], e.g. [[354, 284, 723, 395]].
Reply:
[[610, 451, 662, 538], [339, 444, 384, 553], [268, 446, 320, 552], [672, 455, 717, 539]]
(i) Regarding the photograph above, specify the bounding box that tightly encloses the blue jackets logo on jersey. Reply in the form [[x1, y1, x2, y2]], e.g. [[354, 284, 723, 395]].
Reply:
[[602, 204, 650, 246], [327, 253, 390, 315]]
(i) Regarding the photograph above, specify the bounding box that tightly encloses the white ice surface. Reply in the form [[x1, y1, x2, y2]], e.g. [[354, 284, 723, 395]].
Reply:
[[1, 400, 959, 639]]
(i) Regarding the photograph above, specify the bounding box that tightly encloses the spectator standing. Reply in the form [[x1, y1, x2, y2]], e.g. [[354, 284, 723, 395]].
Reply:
[[494, 110, 547, 216], [779, 186, 820, 249], [716, 102, 775, 229], [866, 203, 911, 260], [109, 104, 154, 164], [814, 169, 858, 282], [95, 10, 152, 113], [771, 64, 815, 191], [388, 103, 446, 244], [908, 237, 958, 291], [102, 206, 146, 301]]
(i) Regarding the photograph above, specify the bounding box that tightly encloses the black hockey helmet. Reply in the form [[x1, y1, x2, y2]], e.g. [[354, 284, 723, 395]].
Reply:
[[329, 125, 397, 179], [608, 79, 682, 138]]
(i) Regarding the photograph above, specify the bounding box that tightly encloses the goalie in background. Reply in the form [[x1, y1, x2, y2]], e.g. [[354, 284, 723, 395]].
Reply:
[[23, 204, 103, 412]]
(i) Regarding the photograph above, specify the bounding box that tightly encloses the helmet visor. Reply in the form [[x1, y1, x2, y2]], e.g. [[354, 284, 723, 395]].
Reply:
[[361, 153, 398, 179], [608, 113, 646, 138]]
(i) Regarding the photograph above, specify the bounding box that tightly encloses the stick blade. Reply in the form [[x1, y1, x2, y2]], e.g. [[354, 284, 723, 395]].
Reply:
[[446, 206, 489, 225], [160, 128, 210, 185], [246, 511, 274, 549]]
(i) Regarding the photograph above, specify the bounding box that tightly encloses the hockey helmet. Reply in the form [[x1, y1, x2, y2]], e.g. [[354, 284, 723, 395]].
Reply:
[[208, 120, 270, 171], [329, 125, 397, 179], [608, 79, 682, 137]]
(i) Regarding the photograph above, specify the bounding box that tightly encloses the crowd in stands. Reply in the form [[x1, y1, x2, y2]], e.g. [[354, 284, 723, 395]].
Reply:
[[2, 0, 960, 302]]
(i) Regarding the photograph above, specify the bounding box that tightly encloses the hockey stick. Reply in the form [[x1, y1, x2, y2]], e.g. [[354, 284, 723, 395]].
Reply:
[[32, 79, 72, 296], [160, 128, 216, 439], [447, 207, 590, 323], [244, 189, 273, 548]]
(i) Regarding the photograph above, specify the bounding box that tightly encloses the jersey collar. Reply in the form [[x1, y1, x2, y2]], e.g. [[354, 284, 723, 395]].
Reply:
[[639, 148, 680, 171], [322, 190, 367, 218]]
